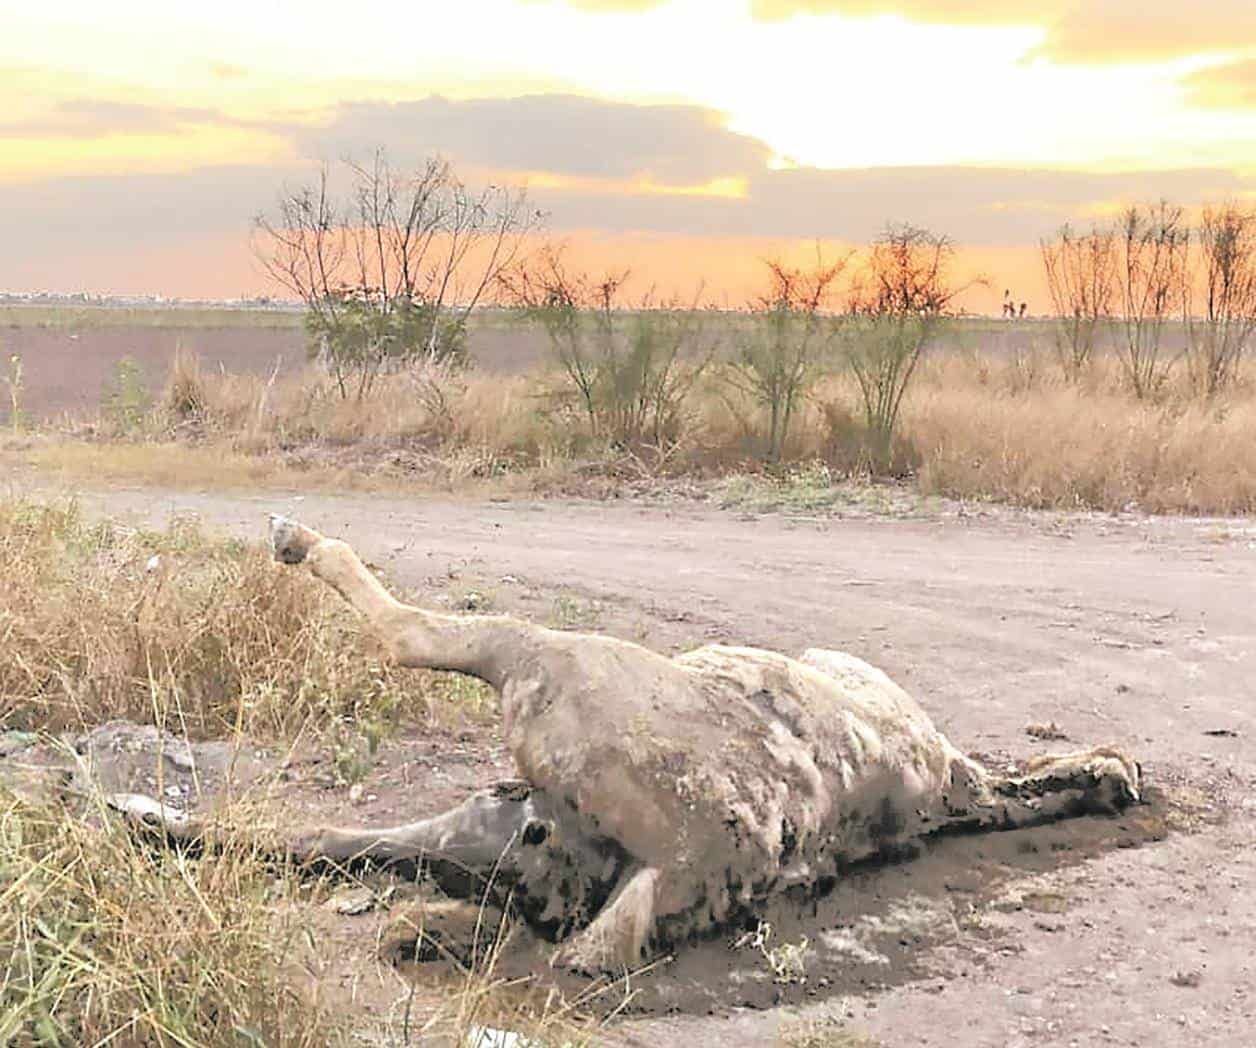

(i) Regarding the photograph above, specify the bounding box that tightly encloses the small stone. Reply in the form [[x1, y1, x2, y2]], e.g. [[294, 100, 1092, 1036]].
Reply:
[[324, 886, 376, 916], [164, 745, 195, 772]]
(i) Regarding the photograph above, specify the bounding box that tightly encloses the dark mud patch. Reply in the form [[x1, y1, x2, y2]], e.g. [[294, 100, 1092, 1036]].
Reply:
[[535, 787, 1178, 1019], [0, 722, 1216, 1029]]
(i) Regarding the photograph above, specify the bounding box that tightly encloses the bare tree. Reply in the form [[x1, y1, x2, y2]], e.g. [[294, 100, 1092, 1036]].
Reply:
[[725, 251, 850, 462], [1040, 223, 1118, 380], [504, 248, 716, 456], [856, 223, 966, 316], [253, 153, 541, 399], [844, 224, 968, 463], [1114, 202, 1189, 399], [1185, 202, 1256, 396]]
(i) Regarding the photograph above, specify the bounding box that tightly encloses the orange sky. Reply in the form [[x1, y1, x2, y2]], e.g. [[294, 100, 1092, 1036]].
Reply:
[[5, 0, 1256, 313]]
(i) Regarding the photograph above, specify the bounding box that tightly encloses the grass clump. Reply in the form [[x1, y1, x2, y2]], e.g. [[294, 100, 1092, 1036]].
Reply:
[[0, 496, 478, 738], [100, 357, 153, 437], [716, 461, 847, 514], [0, 790, 332, 1046]]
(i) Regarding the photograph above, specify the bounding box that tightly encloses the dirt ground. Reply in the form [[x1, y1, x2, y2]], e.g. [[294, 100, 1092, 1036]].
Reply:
[[3, 322, 549, 421], [12, 479, 1256, 1046]]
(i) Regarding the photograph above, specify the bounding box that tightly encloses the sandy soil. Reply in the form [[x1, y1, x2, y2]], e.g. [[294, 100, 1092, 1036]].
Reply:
[[21, 482, 1256, 1046]]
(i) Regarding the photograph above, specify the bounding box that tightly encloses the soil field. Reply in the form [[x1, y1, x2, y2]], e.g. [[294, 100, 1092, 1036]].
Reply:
[[22, 479, 1254, 1047], [4, 305, 1140, 426], [2, 319, 550, 421]]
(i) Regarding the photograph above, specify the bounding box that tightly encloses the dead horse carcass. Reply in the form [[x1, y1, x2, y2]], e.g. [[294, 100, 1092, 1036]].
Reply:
[[111, 515, 1142, 973]]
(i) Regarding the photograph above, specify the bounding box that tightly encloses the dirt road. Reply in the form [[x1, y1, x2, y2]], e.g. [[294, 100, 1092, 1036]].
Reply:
[[57, 485, 1256, 1045]]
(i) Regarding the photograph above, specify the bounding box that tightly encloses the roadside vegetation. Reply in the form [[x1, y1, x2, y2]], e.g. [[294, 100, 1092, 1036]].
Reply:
[[10, 309, 1256, 515], [0, 497, 469, 738], [0, 494, 632, 1044], [8, 158, 1256, 516], [0, 791, 333, 1046]]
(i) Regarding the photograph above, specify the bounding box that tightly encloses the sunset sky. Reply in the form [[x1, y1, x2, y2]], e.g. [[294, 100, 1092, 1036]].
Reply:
[[5, 0, 1256, 311]]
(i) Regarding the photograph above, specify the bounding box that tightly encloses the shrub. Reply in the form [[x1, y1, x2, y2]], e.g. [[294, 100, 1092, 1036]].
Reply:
[[164, 344, 209, 424], [507, 255, 715, 457], [843, 225, 964, 467], [253, 153, 538, 400], [100, 357, 152, 436], [724, 256, 847, 462]]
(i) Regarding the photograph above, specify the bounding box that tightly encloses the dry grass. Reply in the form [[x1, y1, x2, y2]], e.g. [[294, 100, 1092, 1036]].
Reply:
[[16, 439, 329, 491], [0, 496, 491, 739], [157, 351, 552, 463], [0, 784, 618, 1046], [14, 334, 1256, 515], [9, 435, 439, 495], [0, 495, 629, 1044], [907, 353, 1256, 513], [0, 791, 332, 1046], [400, 942, 634, 1046]]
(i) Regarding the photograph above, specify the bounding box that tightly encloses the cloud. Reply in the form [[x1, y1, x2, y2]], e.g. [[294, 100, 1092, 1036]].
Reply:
[[539, 0, 662, 8], [4, 90, 1253, 297], [524, 164, 1249, 244], [289, 95, 770, 184], [286, 94, 1248, 243], [779, 1, 1256, 63], [0, 165, 285, 245], [520, 0, 1045, 23], [537, 1, 1256, 64], [0, 99, 232, 139], [1183, 59, 1256, 109], [1037, 1, 1256, 63], [750, 1, 1044, 23], [4, 155, 1246, 259]]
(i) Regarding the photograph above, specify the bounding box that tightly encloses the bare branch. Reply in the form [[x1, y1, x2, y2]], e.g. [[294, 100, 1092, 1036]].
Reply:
[[1186, 202, 1256, 396], [1114, 201, 1189, 399], [252, 154, 542, 398], [1040, 223, 1117, 380]]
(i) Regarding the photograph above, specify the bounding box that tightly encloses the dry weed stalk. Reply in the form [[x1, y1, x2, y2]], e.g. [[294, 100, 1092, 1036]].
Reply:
[[0, 497, 478, 738], [0, 790, 331, 1045]]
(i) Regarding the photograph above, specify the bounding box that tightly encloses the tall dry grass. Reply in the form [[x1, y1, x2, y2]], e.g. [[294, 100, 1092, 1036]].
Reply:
[[37, 338, 1256, 515], [906, 352, 1256, 513], [0, 496, 618, 1044], [0, 784, 620, 1045], [0, 496, 488, 738], [0, 792, 332, 1046]]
